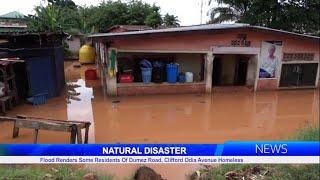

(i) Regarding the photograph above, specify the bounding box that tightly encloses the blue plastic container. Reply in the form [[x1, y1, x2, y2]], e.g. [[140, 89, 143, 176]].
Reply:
[[166, 63, 179, 83], [141, 67, 152, 83], [26, 93, 48, 105], [178, 73, 186, 83]]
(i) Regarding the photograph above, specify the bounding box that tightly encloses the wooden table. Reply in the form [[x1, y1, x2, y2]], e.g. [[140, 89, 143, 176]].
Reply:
[[0, 115, 91, 144]]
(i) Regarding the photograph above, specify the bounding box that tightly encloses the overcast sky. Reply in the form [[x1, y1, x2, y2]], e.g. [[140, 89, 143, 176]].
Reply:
[[0, 0, 216, 25]]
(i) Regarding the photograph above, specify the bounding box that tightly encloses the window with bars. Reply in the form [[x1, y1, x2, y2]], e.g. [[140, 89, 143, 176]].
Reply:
[[283, 53, 314, 62]]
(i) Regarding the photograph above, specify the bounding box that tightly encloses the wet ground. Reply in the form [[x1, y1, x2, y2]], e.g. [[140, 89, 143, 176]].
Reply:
[[0, 61, 319, 179]]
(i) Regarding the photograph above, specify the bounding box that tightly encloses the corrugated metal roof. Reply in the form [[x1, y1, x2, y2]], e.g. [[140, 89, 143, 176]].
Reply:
[[88, 23, 319, 40], [0, 11, 26, 19], [0, 27, 27, 33], [106, 25, 152, 32]]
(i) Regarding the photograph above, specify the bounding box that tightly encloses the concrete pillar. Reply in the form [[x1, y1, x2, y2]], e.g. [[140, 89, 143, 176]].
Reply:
[[205, 52, 214, 93]]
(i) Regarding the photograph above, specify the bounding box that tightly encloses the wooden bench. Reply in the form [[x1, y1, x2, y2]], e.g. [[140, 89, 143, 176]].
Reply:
[[0, 115, 91, 144]]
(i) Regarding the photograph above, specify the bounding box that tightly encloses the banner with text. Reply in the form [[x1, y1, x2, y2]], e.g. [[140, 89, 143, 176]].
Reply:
[[0, 142, 319, 164]]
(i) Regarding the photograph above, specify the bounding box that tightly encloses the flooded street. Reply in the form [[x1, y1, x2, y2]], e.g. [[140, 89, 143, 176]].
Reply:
[[0, 61, 319, 179]]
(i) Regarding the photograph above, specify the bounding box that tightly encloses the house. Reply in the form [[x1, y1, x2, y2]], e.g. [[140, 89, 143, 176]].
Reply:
[[105, 25, 152, 33], [89, 23, 320, 96], [65, 32, 84, 59], [0, 11, 27, 33]]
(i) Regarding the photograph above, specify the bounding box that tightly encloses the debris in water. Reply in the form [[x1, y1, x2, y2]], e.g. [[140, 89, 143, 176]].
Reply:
[[134, 166, 164, 180], [224, 165, 267, 180], [66, 82, 81, 89], [190, 170, 201, 180], [83, 172, 98, 180], [73, 64, 81, 68], [68, 91, 81, 96], [69, 96, 81, 101], [44, 173, 53, 178]]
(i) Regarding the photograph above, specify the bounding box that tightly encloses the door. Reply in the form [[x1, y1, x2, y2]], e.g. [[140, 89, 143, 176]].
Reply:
[[212, 58, 222, 86], [234, 59, 248, 85]]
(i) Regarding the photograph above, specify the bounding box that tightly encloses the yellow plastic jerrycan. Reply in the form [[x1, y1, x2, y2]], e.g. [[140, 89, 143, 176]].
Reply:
[[79, 44, 96, 64]]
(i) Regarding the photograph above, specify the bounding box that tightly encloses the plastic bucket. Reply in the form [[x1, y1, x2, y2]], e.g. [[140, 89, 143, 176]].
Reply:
[[85, 69, 97, 80], [152, 67, 165, 83], [141, 68, 152, 83], [166, 64, 179, 83], [185, 72, 193, 83]]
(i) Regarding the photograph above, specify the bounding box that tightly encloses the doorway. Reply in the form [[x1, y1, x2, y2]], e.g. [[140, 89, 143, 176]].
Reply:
[[212, 55, 249, 86]]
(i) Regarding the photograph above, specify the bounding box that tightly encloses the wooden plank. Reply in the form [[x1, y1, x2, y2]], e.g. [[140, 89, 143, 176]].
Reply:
[[33, 129, 39, 144], [117, 49, 209, 54], [15, 120, 72, 132], [76, 125, 83, 144], [70, 125, 77, 144], [16, 115, 90, 125], [84, 123, 90, 144], [0, 58, 25, 63], [12, 121, 19, 138]]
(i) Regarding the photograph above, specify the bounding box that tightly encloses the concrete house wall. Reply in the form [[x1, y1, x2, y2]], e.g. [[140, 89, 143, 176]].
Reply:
[[66, 36, 82, 59], [108, 29, 319, 90], [91, 26, 319, 96]]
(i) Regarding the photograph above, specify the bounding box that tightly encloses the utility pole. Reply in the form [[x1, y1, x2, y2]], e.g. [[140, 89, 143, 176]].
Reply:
[[200, 0, 203, 24]]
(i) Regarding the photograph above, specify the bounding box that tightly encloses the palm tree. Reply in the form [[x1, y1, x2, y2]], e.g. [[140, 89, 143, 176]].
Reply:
[[208, 0, 253, 23], [162, 13, 180, 27], [27, 5, 63, 32]]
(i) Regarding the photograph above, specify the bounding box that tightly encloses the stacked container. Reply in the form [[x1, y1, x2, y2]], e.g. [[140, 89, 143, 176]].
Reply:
[[166, 63, 179, 83]]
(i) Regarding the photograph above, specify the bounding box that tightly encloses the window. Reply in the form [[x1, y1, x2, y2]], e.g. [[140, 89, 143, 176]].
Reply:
[[283, 53, 314, 62]]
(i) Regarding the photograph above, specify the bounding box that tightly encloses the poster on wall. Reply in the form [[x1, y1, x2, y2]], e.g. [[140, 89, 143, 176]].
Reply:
[[259, 41, 282, 79]]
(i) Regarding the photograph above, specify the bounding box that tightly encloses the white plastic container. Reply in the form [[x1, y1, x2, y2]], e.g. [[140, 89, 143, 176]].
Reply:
[[185, 72, 193, 83]]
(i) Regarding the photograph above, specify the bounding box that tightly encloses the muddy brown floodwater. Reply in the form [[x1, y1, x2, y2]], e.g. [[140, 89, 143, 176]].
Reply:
[[0, 61, 319, 179]]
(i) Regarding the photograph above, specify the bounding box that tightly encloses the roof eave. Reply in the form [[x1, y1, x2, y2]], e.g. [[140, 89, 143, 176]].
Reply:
[[88, 24, 320, 41]]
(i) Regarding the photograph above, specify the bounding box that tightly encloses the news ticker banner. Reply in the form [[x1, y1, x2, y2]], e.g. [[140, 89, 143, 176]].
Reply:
[[0, 142, 319, 164]]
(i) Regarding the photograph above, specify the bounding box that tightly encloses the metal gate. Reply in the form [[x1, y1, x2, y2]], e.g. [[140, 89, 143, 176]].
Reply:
[[279, 63, 318, 87]]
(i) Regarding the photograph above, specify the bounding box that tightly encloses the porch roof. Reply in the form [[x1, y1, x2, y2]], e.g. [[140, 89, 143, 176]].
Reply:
[[88, 23, 319, 40]]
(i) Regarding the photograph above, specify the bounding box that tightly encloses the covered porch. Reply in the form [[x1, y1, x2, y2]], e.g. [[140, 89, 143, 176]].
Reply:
[[96, 47, 215, 96]]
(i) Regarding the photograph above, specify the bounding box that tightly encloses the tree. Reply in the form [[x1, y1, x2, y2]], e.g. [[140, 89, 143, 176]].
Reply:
[[126, 0, 157, 25], [163, 13, 180, 27], [28, 0, 180, 33], [48, 0, 77, 9], [145, 12, 163, 28], [208, 0, 320, 36], [208, 0, 253, 23], [79, 0, 165, 32], [27, 5, 63, 32]]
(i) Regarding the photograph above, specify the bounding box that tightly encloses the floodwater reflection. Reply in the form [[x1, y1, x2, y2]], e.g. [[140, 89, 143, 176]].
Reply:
[[0, 62, 318, 179], [1, 76, 318, 144], [66, 79, 95, 143]]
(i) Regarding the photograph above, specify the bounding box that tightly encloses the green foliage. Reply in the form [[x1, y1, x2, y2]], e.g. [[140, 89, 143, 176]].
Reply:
[[196, 126, 320, 179], [27, 4, 63, 32], [208, 0, 320, 36], [145, 12, 163, 28], [291, 126, 319, 141], [0, 165, 112, 180], [163, 13, 180, 27], [28, 0, 179, 34], [48, 0, 77, 9], [198, 164, 320, 180]]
